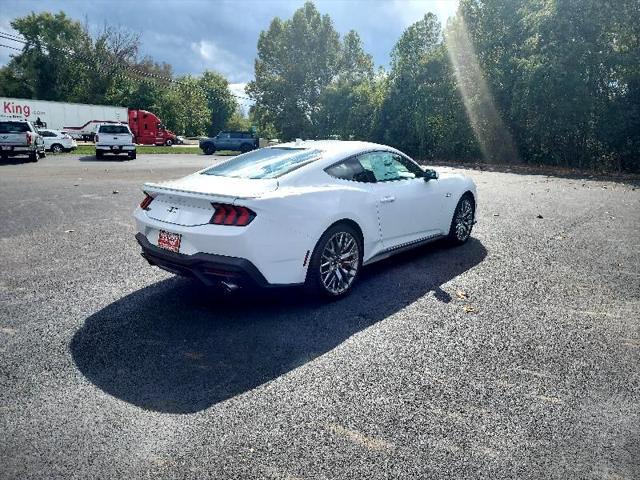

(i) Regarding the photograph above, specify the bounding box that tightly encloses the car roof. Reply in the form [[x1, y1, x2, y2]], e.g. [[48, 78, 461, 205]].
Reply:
[[273, 140, 401, 162]]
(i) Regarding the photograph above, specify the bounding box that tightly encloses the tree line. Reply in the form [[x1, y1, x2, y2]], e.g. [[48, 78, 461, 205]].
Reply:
[[1, 1, 638, 172], [0, 12, 246, 137], [249, 1, 639, 172]]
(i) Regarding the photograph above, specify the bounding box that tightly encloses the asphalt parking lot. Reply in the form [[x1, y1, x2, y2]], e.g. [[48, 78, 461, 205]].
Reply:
[[1, 154, 638, 479]]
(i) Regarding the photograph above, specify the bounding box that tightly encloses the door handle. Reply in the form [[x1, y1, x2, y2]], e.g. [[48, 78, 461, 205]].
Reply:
[[380, 196, 396, 203]]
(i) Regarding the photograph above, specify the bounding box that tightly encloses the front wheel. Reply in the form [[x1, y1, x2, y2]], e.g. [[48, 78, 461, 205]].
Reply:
[[447, 194, 475, 245], [305, 224, 362, 299], [165, 139, 173, 147], [51, 144, 63, 154], [128, 151, 137, 160], [203, 144, 215, 155]]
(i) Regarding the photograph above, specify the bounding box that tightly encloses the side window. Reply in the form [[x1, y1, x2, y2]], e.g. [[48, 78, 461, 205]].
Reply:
[[357, 151, 422, 182], [325, 157, 376, 183], [392, 154, 424, 179]]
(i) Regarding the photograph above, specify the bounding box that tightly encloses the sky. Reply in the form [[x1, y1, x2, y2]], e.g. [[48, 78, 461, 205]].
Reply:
[[0, 0, 460, 102]]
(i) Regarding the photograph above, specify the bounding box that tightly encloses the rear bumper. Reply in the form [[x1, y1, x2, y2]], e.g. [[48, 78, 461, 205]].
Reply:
[[0, 145, 38, 155], [96, 145, 136, 152], [136, 232, 278, 288]]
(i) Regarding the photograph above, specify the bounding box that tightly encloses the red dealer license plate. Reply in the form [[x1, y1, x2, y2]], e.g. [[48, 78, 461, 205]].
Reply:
[[158, 230, 181, 252]]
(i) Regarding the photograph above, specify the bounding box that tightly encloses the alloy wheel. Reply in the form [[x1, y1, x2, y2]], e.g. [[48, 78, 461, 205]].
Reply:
[[455, 198, 474, 241], [319, 231, 359, 295]]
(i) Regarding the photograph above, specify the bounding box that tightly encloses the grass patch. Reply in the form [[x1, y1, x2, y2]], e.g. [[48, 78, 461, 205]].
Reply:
[[63, 145, 201, 156]]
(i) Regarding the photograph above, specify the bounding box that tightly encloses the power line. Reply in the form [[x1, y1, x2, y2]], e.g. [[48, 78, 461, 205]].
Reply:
[[0, 30, 255, 103], [0, 43, 22, 52]]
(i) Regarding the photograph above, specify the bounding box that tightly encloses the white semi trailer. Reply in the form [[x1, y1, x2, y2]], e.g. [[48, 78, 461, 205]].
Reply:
[[0, 97, 128, 140]]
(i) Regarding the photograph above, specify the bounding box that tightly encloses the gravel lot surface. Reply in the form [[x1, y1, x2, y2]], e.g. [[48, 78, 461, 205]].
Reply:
[[1, 154, 638, 479]]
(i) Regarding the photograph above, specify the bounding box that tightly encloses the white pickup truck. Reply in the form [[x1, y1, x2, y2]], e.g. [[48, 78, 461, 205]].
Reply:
[[0, 120, 46, 162], [95, 123, 137, 160]]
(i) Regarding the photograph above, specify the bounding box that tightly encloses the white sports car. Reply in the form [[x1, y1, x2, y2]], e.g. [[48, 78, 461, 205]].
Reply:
[[134, 141, 477, 298]]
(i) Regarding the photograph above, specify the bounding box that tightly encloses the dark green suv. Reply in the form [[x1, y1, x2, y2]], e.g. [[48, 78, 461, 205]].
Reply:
[[199, 131, 258, 155]]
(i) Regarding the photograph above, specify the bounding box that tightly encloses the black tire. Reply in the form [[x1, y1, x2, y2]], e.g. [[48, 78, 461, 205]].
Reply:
[[28, 151, 38, 162], [305, 223, 363, 299], [203, 144, 215, 155], [165, 139, 173, 147], [447, 194, 475, 245], [128, 151, 137, 160], [51, 144, 63, 154], [240, 143, 251, 153], [39, 149, 46, 159], [96, 151, 104, 160]]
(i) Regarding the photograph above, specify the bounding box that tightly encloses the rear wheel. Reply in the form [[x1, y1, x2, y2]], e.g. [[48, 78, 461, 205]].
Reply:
[[96, 151, 104, 159], [29, 151, 38, 162], [447, 194, 475, 245], [240, 143, 251, 153], [51, 143, 63, 154], [305, 223, 362, 299]]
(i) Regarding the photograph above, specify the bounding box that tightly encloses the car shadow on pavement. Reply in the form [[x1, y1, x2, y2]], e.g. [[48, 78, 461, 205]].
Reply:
[[78, 155, 134, 162], [71, 238, 486, 414]]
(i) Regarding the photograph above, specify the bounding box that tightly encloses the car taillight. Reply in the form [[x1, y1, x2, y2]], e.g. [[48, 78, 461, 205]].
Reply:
[[26, 132, 32, 145], [210, 203, 256, 226], [140, 192, 154, 210]]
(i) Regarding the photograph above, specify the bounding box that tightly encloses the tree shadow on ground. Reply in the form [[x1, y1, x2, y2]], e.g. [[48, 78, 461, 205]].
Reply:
[[71, 238, 487, 414]]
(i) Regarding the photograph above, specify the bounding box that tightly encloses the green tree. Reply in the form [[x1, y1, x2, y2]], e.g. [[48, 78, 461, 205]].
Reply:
[[316, 31, 380, 140], [378, 13, 475, 159], [199, 70, 237, 136], [6, 12, 93, 101], [247, 1, 341, 139], [456, 0, 640, 171]]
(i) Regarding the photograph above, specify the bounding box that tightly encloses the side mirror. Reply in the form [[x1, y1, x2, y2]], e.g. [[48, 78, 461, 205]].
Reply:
[[423, 169, 439, 181]]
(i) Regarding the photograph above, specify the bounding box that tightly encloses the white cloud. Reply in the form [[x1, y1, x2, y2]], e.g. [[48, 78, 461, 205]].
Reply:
[[229, 82, 254, 116], [190, 39, 253, 83]]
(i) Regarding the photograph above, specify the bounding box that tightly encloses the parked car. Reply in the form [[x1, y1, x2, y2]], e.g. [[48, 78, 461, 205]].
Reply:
[[95, 123, 136, 160], [38, 129, 77, 153], [134, 140, 477, 299], [199, 131, 258, 155], [0, 120, 46, 162], [175, 135, 186, 145]]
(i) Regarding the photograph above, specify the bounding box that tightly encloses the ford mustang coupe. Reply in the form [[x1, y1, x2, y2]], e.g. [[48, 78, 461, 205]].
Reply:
[[134, 141, 477, 298]]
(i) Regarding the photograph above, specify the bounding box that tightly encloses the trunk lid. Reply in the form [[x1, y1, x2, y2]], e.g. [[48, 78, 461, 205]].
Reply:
[[0, 121, 32, 146], [143, 173, 278, 227], [97, 133, 133, 145], [0, 133, 29, 146]]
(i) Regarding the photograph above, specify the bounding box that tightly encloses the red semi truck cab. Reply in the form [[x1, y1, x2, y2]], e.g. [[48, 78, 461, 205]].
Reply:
[[128, 109, 177, 146]]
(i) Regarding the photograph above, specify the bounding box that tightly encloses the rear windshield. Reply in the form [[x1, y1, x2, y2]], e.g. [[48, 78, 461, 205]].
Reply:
[[0, 122, 30, 133], [98, 125, 130, 134], [202, 148, 321, 179]]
